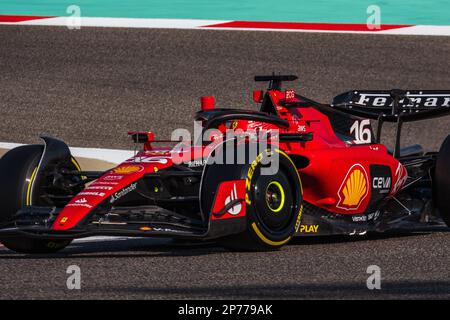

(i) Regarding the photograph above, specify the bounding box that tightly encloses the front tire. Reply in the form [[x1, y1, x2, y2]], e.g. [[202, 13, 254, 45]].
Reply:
[[0, 145, 79, 253], [435, 135, 450, 227]]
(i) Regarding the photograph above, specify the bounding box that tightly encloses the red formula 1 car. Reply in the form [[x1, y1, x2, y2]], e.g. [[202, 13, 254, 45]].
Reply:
[[0, 75, 449, 253]]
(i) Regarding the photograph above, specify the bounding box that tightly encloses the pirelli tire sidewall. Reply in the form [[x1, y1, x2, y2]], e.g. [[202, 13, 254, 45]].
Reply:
[[0, 145, 80, 253], [244, 148, 303, 248]]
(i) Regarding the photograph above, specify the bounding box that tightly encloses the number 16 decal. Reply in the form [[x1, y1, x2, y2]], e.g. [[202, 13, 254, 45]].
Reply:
[[350, 119, 372, 144]]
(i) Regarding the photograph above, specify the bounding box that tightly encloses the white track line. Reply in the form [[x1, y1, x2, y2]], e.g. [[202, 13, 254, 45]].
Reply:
[[1, 17, 450, 36], [204, 25, 450, 36], [0, 142, 134, 164], [382, 25, 450, 36], [1, 17, 226, 29]]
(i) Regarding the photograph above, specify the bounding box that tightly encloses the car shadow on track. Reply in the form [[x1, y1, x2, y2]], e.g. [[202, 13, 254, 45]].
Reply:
[[288, 230, 445, 246], [83, 280, 450, 299], [0, 230, 447, 260], [0, 238, 226, 260]]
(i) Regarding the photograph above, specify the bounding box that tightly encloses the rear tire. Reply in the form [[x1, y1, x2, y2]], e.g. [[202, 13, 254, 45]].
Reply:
[[0, 145, 77, 253], [435, 135, 450, 227]]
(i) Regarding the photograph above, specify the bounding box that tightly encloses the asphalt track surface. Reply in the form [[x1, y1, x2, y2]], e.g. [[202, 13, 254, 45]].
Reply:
[[0, 26, 449, 299]]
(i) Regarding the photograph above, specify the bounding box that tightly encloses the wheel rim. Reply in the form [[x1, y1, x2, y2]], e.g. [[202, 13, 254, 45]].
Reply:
[[265, 181, 285, 213], [254, 173, 293, 231]]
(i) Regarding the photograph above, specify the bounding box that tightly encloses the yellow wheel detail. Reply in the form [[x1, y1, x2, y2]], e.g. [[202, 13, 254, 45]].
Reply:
[[26, 157, 82, 206], [71, 157, 82, 171], [251, 222, 292, 246], [217, 145, 304, 251], [71, 157, 86, 181], [275, 149, 304, 225], [275, 148, 303, 193], [26, 167, 38, 206], [265, 181, 285, 213], [0, 145, 76, 253]]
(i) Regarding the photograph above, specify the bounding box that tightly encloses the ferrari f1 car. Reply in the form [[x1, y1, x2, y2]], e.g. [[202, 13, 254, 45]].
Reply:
[[0, 75, 449, 253]]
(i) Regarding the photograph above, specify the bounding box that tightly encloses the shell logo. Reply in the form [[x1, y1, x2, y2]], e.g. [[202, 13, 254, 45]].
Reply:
[[112, 165, 143, 174], [337, 164, 369, 210]]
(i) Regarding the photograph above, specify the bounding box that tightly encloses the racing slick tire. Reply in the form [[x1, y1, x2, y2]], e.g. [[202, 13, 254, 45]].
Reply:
[[435, 135, 450, 227], [212, 147, 303, 251], [0, 145, 81, 254]]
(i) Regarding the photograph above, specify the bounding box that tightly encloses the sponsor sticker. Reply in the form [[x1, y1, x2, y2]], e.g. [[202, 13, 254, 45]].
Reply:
[[370, 165, 392, 195], [66, 203, 92, 208], [392, 163, 408, 194], [77, 191, 106, 197], [225, 183, 242, 215], [128, 157, 169, 164], [285, 89, 295, 101], [355, 92, 450, 108], [67, 198, 93, 209], [352, 210, 381, 222], [94, 181, 119, 185], [212, 180, 246, 219], [103, 175, 124, 181], [152, 227, 185, 233], [110, 182, 137, 204], [337, 164, 369, 210], [299, 224, 319, 233], [86, 186, 113, 191], [144, 150, 171, 156], [112, 165, 143, 174], [59, 216, 69, 225], [187, 159, 206, 168], [372, 176, 391, 191]]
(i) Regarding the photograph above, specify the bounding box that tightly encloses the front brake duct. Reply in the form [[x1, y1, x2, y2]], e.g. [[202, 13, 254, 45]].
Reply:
[[29, 136, 73, 205]]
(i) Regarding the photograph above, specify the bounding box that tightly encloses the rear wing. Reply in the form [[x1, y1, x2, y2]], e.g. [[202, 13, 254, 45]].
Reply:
[[332, 89, 450, 158], [332, 90, 450, 122]]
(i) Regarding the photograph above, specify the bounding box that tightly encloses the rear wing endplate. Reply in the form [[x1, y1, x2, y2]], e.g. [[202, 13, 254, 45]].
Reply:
[[332, 89, 450, 158], [332, 90, 450, 122]]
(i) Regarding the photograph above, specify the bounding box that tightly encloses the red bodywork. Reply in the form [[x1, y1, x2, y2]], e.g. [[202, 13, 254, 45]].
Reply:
[[52, 89, 408, 231], [234, 90, 406, 214]]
